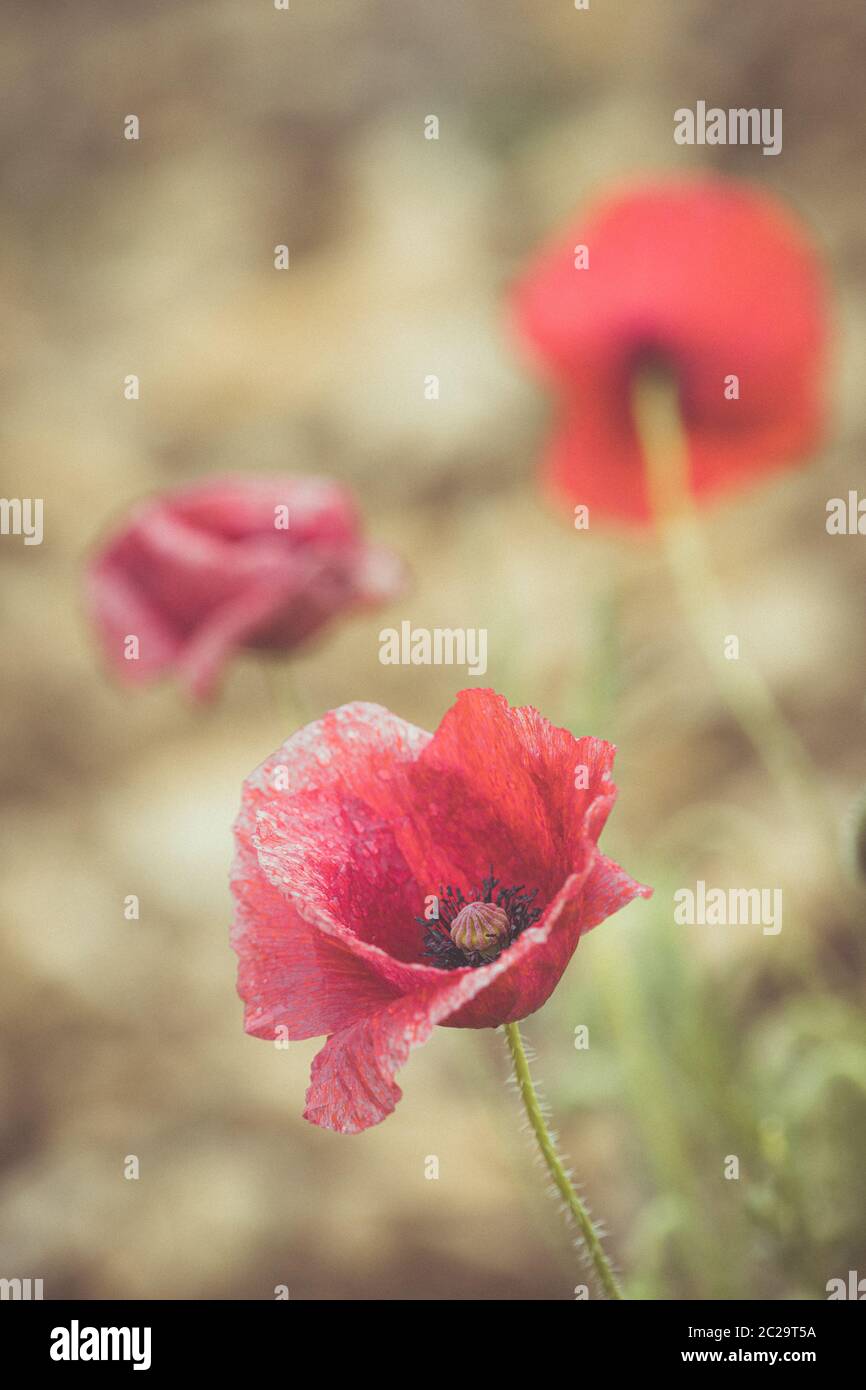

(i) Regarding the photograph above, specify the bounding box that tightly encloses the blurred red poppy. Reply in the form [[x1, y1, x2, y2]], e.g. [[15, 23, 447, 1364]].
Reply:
[[512, 178, 829, 524], [86, 475, 404, 701], [231, 689, 650, 1133]]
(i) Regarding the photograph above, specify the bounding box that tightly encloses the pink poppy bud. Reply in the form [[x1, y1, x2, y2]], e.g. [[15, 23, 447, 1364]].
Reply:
[[85, 474, 406, 702]]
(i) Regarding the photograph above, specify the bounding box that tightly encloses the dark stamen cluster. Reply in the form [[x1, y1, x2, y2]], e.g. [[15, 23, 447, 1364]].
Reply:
[[418, 868, 542, 970]]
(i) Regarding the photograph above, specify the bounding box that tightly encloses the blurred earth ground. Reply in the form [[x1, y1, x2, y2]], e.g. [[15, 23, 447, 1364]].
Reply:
[[1, 0, 866, 1299]]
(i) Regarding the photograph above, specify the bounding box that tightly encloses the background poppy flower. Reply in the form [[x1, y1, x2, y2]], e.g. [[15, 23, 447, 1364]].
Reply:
[[231, 689, 650, 1134], [86, 475, 404, 701], [512, 177, 829, 524]]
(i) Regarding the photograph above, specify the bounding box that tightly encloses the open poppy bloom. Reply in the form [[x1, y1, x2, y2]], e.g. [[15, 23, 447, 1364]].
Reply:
[[86, 475, 404, 701], [512, 177, 829, 524], [231, 689, 650, 1133]]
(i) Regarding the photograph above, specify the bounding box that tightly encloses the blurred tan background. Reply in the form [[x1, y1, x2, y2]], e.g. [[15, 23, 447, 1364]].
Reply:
[[2, 0, 866, 1299]]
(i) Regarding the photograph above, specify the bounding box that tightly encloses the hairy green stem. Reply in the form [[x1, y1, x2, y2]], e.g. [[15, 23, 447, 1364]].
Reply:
[[504, 1020, 624, 1300]]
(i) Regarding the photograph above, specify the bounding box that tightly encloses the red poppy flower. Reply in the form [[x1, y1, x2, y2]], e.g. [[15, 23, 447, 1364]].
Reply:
[[86, 475, 404, 701], [511, 177, 829, 524], [230, 689, 650, 1133]]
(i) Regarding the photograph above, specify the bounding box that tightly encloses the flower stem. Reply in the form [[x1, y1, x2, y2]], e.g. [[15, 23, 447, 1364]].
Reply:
[[632, 369, 838, 859], [503, 1020, 624, 1300]]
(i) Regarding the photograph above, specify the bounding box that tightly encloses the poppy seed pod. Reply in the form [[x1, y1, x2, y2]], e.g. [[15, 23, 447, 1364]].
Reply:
[[450, 901, 510, 960]]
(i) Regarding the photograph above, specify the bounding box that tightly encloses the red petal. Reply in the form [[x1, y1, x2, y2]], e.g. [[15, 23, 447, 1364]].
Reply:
[[542, 383, 823, 526], [169, 474, 359, 545], [580, 852, 653, 934], [302, 979, 485, 1134], [231, 832, 399, 1041], [178, 574, 303, 702], [85, 552, 182, 683], [237, 704, 433, 970], [397, 688, 619, 897]]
